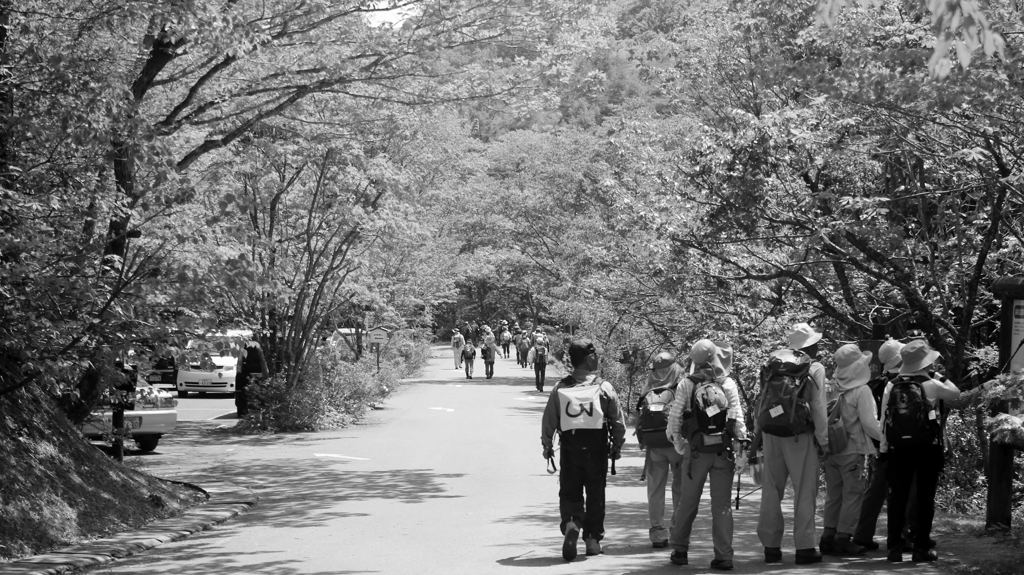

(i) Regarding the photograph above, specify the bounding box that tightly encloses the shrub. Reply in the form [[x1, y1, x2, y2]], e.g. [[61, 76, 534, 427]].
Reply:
[[241, 330, 431, 432], [937, 410, 987, 513]]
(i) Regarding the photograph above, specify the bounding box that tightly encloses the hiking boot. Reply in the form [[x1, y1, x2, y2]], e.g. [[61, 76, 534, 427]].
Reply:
[[794, 548, 822, 564], [833, 537, 865, 556], [853, 538, 880, 551], [764, 547, 782, 563], [584, 538, 602, 556], [887, 547, 903, 563], [710, 559, 734, 570], [562, 521, 579, 561], [652, 540, 668, 549], [912, 548, 937, 562], [670, 551, 688, 565], [819, 534, 835, 555]]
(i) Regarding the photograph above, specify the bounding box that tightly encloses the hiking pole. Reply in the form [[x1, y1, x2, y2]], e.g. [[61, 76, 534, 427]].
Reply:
[[736, 471, 741, 510]]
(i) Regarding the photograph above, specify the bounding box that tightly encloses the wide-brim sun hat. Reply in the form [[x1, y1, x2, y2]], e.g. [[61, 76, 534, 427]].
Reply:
[[899, 339, 941, 374], [651, 351, 676, 370], [689, 339, 731, 378], [786, 323, 823, 350], [877, 338, 905, 372], [833, 344, 872, 386]]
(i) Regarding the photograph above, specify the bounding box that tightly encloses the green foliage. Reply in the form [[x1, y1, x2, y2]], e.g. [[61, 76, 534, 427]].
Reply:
[[240, 332, 431, 432]]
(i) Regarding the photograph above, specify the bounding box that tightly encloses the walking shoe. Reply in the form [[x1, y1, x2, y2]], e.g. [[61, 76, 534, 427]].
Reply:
[[853, 538, 880, 551], [584, 538, 602, 556], [819, 534, 835, 555], [764, 547, 782, 563], [652, 540, 668, 549], [562, 521, 579, 561], [794, 548, 822, 564], [710, 559, 734, 570], [833, 537, 865, 556], [912, 548, 937, 562], [670, 551, 688, 565], [887, 547, 903, 563]]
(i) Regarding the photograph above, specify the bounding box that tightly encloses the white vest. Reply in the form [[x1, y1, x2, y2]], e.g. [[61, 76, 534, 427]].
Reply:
[[558, 383, 606, 431]]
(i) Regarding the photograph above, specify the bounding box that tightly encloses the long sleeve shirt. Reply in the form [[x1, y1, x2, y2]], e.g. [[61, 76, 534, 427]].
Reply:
[[808, 362, 830, 448], [833, 384, 883, 455], [666, 375, 747, 443]]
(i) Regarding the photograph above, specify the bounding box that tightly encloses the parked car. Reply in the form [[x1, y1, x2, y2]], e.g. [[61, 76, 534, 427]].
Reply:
[[81, 381, 178, 452], [175, 330, 250, 398], [145, 354, 177, 390]]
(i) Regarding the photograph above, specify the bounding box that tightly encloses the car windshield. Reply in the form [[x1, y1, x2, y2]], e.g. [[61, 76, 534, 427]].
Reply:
[[184, 332, 249, 368]]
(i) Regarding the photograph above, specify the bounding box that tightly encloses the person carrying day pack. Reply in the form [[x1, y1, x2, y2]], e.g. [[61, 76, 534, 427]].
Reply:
[[531, 341, 549, 392], [462, 343, 477, 379], [665, 340, 747, 570], [540, 339, 626, 562], [880, 340, 960, 563], [853, 338, 903, 550], [636, 351, 686, 549], [451, 327, 466, 369], [500, 327, 512, 358], [481, 340, 498, 379], [820, 344, 883, 556], [752, 323, 829, 565]]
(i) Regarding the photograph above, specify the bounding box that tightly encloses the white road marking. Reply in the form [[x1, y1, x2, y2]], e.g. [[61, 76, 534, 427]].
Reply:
[[428, 407, 455, 412], [314, 453, 370, 460]]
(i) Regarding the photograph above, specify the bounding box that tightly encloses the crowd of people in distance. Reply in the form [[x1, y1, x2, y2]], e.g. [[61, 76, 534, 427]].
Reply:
[[539, 323, 960, 568], [451, 320, 555, 390]]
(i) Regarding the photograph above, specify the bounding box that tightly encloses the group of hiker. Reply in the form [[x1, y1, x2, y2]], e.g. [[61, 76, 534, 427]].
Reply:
[[451, 321, 553, 389], [539, 323, 961, 569]]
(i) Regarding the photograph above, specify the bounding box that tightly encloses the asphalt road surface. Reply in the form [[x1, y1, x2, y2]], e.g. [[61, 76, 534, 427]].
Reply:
[[93, 346, 936, 575]]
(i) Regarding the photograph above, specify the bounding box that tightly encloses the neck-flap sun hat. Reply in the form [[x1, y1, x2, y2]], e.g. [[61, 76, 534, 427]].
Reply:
[[899, 339, 941, 375], [833, 344, 872, 388], [786, 323, 823, 350], [877, 338, 905, 373], [651, 351, 676, 370]]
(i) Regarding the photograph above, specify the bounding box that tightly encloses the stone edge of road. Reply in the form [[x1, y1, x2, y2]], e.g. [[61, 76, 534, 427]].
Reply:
[[0, 480, 258, 575]]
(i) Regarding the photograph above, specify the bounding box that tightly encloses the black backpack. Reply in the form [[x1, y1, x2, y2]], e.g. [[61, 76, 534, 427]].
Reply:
[[884, 375, 939, 449], [688, 375, 731, 454], [637, 386, 676, 448], [756, 349, 814, 437]]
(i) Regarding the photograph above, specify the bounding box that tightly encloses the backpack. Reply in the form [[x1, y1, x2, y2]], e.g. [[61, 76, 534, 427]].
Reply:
[[756, 349, 815, 437], [884, 376, 938, 449], [241, 346, 264, 374], [558, 381, 607, 432], [535, 345, 548, 365], [827, 390, 849, 454], [481, 346, 493, 361], [689, 376, 730, 454], [462, 346, 476, 360], [501, 331, 511, 343], [637, 386, 676, 449]]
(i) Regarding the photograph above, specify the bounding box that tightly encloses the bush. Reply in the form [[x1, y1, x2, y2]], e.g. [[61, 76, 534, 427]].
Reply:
[[936, 410, 986, 513], [241, 331, 431, 432]]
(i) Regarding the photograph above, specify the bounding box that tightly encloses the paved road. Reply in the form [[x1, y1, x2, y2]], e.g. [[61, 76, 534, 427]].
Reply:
[[93, 346, 936, 575], [172, 392, 237, 422]]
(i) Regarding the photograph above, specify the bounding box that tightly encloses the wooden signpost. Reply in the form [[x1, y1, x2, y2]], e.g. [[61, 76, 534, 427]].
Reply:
[[367, 326, 391, 372], [987, 277, 1024, 532]]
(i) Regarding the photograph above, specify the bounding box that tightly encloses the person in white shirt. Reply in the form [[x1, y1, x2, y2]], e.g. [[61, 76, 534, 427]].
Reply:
[[879, 339, 960, 563]]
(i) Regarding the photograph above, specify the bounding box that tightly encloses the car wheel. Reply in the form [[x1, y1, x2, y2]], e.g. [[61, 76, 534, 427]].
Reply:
[[134, 436, 160, 452], [177, 390, 188, 398]]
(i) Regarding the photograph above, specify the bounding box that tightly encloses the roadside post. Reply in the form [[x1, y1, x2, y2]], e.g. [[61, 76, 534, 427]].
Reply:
[[987, 276, 1024, 531], [367, 326, 391, 372]]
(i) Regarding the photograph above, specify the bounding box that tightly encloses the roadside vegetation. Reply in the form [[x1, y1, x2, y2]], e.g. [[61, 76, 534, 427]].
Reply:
[[2, 0, 1023, 568]]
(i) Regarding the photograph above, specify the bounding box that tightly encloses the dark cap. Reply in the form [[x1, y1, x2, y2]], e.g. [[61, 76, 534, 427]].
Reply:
[[568, 338, 602, 367]]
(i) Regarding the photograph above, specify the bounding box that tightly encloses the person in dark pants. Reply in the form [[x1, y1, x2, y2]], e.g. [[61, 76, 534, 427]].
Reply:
[[481, 342, 497, 379], [532, 340, 549, 392], [540, 339, 626, 561], [854, 338, 902, 549], [236, 339, 269, 418], [462, 343, 477, 379], [879, 340, 960, 563]]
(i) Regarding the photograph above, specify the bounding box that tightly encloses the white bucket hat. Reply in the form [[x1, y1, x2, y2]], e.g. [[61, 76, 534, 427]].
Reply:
[[877, 339, 905, 373], [833, 344, 872, 387], [899, 340, 941, 375], [786, 323, 823, 350]]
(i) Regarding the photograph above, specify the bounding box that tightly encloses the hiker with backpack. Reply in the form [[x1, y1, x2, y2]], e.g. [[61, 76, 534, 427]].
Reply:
[[820, 344, 883, 556], [451, 328, 466, 369], [636, 351, 686, 550], [500, 326, 513, 358], [462, 342, 477, 379], [518, 336, 532, 369], [751, 323, 830, 565], [480, 338, 498, 379], [665, 340, 747, 570], [879, 339, 960, 563], [854, 338, 904, 550], [540, 339, 626, 561], [529, 339, 550, 392]]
